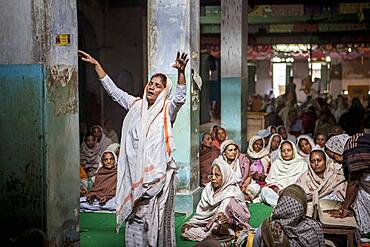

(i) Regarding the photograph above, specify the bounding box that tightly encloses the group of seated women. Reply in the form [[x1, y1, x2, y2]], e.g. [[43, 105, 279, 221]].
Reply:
[[79, 124, 120, 210], [190, 124, 354, 244]]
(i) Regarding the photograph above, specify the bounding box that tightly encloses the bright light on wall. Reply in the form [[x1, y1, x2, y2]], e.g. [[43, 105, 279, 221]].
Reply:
[[325, 56, 331, 62], [272, 57, 282, 63], [343, 90, 349, 95]]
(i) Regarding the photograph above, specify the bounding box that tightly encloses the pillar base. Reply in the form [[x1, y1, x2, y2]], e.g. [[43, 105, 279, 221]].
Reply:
[[175, 187, 203, 215]]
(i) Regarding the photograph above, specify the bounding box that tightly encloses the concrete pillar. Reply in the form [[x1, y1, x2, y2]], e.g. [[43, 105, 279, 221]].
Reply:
[[221, 0, 249, 151], [0, 0, 79, 245], [148, 0, 202, 214]]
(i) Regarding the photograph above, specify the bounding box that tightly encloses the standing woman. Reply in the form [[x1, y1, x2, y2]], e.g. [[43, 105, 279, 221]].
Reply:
[[325, 133, 370, 235], [79, 50, 189, 246]]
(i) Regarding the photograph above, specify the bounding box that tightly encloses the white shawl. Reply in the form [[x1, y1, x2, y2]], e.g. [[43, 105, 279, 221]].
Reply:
[[296, 135, 317, 162], [115, 76, 175, 232], [247, 135, 270, 172], [186, 157, 246, 226], [91, 125, 113, 155], [266, 140, 308, 190]]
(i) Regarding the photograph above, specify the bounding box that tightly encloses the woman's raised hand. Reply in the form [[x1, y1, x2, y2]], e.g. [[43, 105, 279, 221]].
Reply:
[[78, 50, 99, 65], [172, 52, 189, 73], [78, 50, 107, 79]]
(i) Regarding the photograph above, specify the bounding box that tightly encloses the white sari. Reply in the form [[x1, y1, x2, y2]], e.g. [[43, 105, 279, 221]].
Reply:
[[100, 74, 186, 247]]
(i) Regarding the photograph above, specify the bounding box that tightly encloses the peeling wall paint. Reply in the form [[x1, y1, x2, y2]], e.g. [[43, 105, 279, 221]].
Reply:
[[48, 65, 78, 116]]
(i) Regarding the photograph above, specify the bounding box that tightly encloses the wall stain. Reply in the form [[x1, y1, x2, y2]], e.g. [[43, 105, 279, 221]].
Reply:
[[47, 65, 78, 116]]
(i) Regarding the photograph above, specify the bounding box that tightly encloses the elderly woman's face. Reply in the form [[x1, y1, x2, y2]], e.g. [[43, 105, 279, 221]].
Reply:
[[102, 152, 115, 169], [202, 133, 213, 148], [224, 144, 239, 163], [271, 135, 281, 151], [210, 165, 223, 190], [146, 75, 165, 106], [252, 139, 264, 153], [310, 151, 326, 177], [299, 138, 312, 155], [281, 142, 293, 161]]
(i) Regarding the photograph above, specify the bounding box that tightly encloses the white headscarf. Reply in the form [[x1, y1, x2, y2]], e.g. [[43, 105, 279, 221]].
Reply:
[[220, 140, 242, 180], [91, 125, 113, 155], [115, 75, 175, 232], [186, 157, 246, 226], [296, 135, 317, 161], [266, 140, 308, 190], [296, 148, 346, 204], [266, 134, 282, 163], [247, 135, 270, 159], [325, 134, 351, 155]]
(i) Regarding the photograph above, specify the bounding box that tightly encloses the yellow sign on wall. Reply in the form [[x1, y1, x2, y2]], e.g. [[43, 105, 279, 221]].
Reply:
[[54, 34, 71, 46]]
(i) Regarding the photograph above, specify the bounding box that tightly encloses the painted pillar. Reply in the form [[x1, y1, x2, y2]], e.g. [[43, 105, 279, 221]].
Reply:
[[221, 0, 249, 151], [0, 0, 79, 245], [148, 0, 202, 214]]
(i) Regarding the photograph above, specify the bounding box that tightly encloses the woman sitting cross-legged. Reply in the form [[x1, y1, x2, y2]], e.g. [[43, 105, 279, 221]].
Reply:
[[296, 148, 346, 203], [85, 150, 117, 207], [181, 157, 250, 242], [253, 184, 325, 247], [260, 140, 308, 207]]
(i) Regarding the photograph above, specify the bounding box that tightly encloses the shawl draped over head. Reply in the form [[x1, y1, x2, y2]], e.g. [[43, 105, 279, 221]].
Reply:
[[266, 134, 281, 153], [87, 150, 118, 202], [212, 127, 228, 149], [266, 140, 308, 190], [200, 133, 219, 186], [247, 135, 271, 174], [80, 138, 101, 173], [325, 134, 350, 155], [185, 157, 250, 230], [220, 140, 250, 182], [267, 134, 282, 164], [91, 125, 113, 154], [296, 135, 317, 161], [115, 74, 176, 232], [344, 133, 370, 174], [296, 148, 346, 203], [261, 184, 325, 247]]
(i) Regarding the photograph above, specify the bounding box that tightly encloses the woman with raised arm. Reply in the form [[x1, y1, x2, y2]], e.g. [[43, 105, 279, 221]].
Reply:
[[79, 50, 189, 247]]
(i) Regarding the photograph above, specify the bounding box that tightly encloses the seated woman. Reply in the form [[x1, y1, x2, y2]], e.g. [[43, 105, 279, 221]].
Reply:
[[267, 125, 277, 134], [253, 184, 325, 247], [277, 125, 296, 143], [247, 135, 270, 174], [181, 157, 250, 242], [80, 132, 101, 177], [260, 140, 308, 207], [90, 125, 113, 155], [297, 135, 317, 162], [212, 127, 227, 149], [244, 136, 270, 201], [266, 133, 282, 163], [296, 148, 346, 203], [200, 132, 219, 186], [219, 140, 251, 192], [314, 132, 327, 148], [84, 150, 117, 208]]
